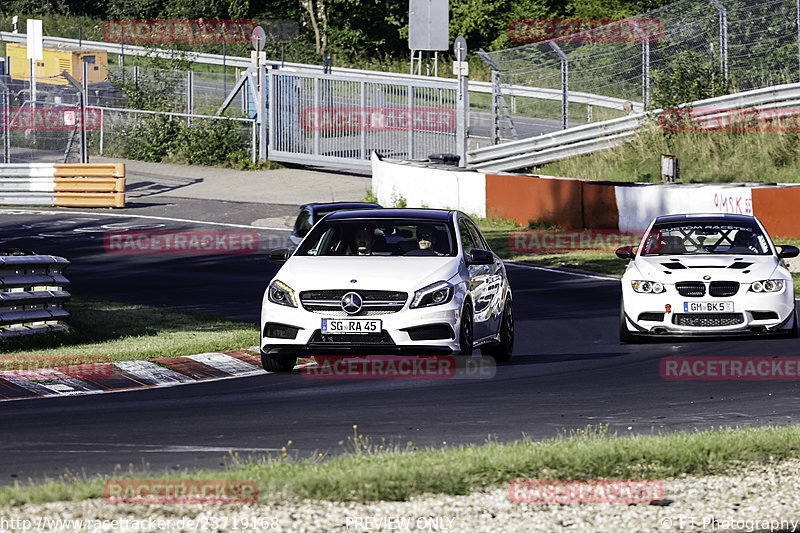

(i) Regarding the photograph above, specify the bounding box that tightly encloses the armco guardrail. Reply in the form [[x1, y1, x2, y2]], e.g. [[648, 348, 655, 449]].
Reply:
[[469, 82, 800, 171], [0, 31, 640, 112], [0, 250, 70, 337], [0, 163, 125, 207]]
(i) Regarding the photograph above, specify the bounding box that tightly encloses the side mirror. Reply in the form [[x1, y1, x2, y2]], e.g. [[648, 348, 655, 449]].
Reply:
[[467, 248, 494, 265], [269, 248, 290, 264], [615, 245, 636, 259], [296, 227, 309, 238], [778, 245, 799, 259]]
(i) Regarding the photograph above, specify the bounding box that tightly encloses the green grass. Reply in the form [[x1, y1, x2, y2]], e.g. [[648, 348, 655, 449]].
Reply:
[[540, 123, 800, 183], [0, 298, 258, 362], [4, 423, 800, 503]]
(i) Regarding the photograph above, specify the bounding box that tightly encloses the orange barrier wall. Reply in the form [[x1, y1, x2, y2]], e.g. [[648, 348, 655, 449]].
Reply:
[[485, 173, 619, 229], [582, 182, 620, 229], [752, 187, 800, 238], [485, 174, 583, 228]]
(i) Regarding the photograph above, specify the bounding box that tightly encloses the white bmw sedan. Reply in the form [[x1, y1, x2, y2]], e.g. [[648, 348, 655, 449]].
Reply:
[[260, 209, 514, 372], [618, 214, 799, 342]]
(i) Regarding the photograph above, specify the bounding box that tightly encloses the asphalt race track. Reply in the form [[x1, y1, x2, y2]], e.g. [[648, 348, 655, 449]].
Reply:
[[0, 210, 798, 484]]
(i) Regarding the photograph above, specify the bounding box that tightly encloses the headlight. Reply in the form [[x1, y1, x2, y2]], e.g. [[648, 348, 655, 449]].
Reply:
[[268, 279, 297, 307], [631, 280, 666, 294], [411, 281, 454, 308], [750, 279, 785, 293]]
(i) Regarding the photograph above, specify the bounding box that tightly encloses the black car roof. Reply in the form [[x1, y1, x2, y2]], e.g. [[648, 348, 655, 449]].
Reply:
[[324, 208, 454, 222], [300, 202, 381, 211], [655, 213, 757, 225]]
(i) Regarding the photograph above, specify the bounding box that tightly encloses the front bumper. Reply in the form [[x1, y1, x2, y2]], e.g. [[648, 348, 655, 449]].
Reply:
[[622, 288, 796, 337], [261, 298, 462, 355]]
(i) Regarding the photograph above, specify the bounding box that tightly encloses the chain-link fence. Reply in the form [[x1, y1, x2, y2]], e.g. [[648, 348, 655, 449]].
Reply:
[[483, 0, 800, 134], [0, 72, 88, 163]]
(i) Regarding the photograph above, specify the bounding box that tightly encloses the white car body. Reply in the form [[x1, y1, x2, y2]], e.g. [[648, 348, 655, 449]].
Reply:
[[260, 209, 514, 371], [619, 213, 799, 340]]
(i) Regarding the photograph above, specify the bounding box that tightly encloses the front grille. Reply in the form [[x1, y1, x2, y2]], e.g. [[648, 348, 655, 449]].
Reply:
[[676, 282, 706, 297], [638, 312, 665, 322], [673, 313, 744, 327], [300, 290, 407, 314], [709, 281, 740, 297], [308, 330, 395, 346]]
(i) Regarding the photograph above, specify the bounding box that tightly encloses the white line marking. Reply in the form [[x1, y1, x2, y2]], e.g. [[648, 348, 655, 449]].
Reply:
[[0, 208, 291, 232], [186, 353, 263, 375], [114, 361, 194, 385], [505, 260, 620, 280]]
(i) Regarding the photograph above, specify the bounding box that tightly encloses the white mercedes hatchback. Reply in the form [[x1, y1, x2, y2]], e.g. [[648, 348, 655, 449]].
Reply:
[[618, 213, 799, 341], [260, 209, 513, 372]]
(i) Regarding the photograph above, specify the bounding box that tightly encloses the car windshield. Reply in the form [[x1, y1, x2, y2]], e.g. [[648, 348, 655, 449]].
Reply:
[[640, 221, 772, 256], [295, 218, 457, 257]]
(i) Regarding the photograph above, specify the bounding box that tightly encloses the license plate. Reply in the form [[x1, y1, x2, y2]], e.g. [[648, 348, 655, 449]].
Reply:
[[321, 318, 381, 334], [683, 301, 734, 313]]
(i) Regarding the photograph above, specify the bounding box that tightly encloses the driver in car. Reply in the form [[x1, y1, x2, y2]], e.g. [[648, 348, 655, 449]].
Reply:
[[353, 225, 375, 255]]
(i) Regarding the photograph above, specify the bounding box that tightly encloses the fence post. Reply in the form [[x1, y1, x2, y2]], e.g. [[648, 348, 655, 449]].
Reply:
[[251, 120, 257, 164], [99, 108, 104, 155], [797, 0, 800, 79], [491, 70, 501, 144], [710, 0, 728, 81], [312, 75, 320, 156], [187, 71, 194, 126], [407, 84, 414, 159], [548, 42, 568, 130], [360, 81, 367, 160], [133, 65, 139, 89], [81, 61, 88, 163]]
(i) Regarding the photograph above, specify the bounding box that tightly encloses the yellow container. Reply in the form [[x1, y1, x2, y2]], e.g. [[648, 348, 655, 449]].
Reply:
[[5, 42, 108, 85]]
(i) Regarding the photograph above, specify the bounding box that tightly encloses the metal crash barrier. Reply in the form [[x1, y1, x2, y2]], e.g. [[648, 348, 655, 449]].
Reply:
[[0, 163, 125, 208], [0, 250, 70, 337]]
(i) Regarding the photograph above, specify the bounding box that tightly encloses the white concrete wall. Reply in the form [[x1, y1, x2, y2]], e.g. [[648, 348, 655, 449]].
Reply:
[[371, 153, 486, 217], [615, 183, 754, 232]]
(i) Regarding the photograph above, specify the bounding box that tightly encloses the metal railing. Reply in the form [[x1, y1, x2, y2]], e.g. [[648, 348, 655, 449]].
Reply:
[[0, 250, 70, 337], [0, 31, 636, 112], [468, 81, 800, 171]]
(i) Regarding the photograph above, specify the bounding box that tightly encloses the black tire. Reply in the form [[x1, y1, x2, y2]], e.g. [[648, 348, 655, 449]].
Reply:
[[260, 350, 298, 373], [484, 297, 514, 362], [458, 302, 474, 356], [619, 304, 637, 344]]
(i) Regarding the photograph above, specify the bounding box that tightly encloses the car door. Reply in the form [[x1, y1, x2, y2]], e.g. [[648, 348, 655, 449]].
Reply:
[[459, 217, 493, 341], [466, 218, 506, 338]]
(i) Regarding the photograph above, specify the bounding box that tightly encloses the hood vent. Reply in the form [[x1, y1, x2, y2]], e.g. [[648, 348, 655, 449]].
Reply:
[[661, 262, 687, 270], [728, 262, 753, 269]]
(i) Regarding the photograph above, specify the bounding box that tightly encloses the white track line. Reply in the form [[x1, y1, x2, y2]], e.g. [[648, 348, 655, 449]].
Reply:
[[0, 208, 290, 232], [505, 260, 620, 280]]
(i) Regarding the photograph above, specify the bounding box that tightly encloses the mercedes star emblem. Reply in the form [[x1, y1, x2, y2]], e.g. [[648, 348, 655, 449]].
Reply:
[[341, 292, 363, 314]]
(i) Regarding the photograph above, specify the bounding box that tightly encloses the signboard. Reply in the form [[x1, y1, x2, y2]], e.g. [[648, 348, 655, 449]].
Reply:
[[252, 26, 266, 51], [409, 0, 449, 51], [26, 19, 43, 60]]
